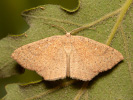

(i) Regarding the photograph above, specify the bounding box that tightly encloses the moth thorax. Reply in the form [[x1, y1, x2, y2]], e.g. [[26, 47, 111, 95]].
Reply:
[[64, 38, 71, 54]]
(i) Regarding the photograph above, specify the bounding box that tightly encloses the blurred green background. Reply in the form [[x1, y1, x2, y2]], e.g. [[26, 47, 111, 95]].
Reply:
[[0, 0, 78, 98]]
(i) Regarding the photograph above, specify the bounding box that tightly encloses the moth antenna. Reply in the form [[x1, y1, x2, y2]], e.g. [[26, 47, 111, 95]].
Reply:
[[51, 24, 68, 34]]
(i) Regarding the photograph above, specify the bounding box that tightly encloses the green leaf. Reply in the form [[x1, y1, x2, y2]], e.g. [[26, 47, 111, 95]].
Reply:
[[1, 0, 133, 99]]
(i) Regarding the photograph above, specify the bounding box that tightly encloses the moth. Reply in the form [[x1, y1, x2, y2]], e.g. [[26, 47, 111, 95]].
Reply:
[[11, 32, 124, 81]]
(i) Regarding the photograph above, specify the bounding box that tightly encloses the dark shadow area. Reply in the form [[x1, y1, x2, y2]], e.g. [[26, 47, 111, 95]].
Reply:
[[15, 63, 25, 74]]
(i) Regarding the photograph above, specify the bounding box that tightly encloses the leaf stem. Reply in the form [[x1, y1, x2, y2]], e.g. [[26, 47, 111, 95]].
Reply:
[[73, 81, 89, 100], [70, 8, 122, 35], [106, 0, 133, 45]]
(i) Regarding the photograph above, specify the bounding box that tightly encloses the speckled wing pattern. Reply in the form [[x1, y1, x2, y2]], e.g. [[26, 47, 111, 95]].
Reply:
[[11, 34, 124, 81], [11, 36, 67, 80], [70, 36, 124, 81]]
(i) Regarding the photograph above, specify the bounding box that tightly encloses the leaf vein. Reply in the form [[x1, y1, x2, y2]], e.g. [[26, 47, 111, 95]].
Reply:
[[120, 26, 133, 83]]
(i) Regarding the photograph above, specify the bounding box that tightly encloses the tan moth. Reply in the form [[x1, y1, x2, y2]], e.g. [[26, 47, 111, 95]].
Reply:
[[11, 32, 124, 81]]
